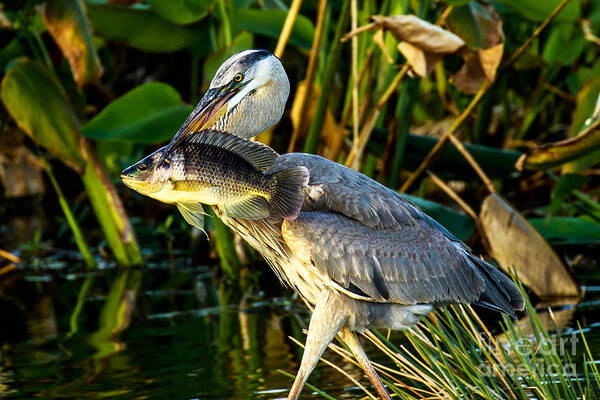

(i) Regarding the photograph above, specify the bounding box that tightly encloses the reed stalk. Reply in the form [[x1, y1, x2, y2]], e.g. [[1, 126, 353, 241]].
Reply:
[[41, 156, 96, 268], [209, 208, 241, 281], [308, 281, 598, 400], [81, 147, 142, 266], [303, 0, 350, 154]]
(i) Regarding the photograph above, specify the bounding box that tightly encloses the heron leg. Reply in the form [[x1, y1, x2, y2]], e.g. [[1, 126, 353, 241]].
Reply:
[[338, 328, 392, 400], [288, 292, 348, 400]]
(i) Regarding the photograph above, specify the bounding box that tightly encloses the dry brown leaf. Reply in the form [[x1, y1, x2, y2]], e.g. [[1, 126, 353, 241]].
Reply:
[[372, 15, 465, 54], [443, 4, 504, 93], [40, 0, 103, 88], [411, 117, 456, 138], [397, 42, 443, 77], [478, 43, 504, 81], [398, 41, 427, 76], [452, 50, 485, 94], [0, 133, 44, 198], [478, 193, 579, 298], [0, 8, 12, 29], [475, 3, 503, 49], [373, 30, 394, 64]]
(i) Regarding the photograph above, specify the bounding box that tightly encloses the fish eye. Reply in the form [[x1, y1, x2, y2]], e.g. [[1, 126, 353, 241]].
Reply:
[[138, 163, 147, 171], [233, 73, 243, 82]]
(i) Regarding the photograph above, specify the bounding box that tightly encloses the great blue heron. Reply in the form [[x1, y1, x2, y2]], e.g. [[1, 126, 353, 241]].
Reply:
[[158, 49, 525, 399]]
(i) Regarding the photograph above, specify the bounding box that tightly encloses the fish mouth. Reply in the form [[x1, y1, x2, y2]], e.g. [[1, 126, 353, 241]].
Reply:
[[120, 167, 153, 195], [165, 84, 242, 154], [120, 174, 159, 195], [120, 173, 141, 191]]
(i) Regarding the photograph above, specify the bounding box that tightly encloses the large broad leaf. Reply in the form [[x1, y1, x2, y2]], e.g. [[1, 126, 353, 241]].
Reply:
[[529, 216, 600, 245], [40, 0, 103, 87], [393, 131, 522, 179], [82, 82, 192, 143], [233, 8, 314, 50], [570, 80, 600, 135], [542, 22, 586, 65], [562, 79, 600, 172], [493, 0, 580, 22], [147, 0, 215, 25], [515, 128, 600, 171], [479, 193, 579, 298], [0, 38, 27, 70], [87, 3, 207, 52], [203, 31, 253, 87], [1, 60, 85, 170]]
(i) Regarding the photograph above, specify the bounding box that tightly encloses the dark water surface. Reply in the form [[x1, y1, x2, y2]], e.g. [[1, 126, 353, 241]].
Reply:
[[1, 257, 599, 399]]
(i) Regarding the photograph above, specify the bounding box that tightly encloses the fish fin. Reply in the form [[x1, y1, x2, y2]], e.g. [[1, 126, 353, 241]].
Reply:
[[270, 166, 309, 220], [177, 202, 208, 236], [219, 196, 271, 220], [188, 129, 278, 171]]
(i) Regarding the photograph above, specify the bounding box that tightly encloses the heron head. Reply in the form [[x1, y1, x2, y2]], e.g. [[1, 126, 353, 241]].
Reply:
[[120, 147, 172, 196], [166, 50, 290, 153]]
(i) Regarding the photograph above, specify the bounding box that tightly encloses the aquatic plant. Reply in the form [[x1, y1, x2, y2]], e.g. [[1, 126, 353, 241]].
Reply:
[[291, 282, 599, 399]]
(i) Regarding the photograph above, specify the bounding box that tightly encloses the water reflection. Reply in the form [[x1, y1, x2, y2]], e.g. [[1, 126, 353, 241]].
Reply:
[[0, 265, 359, 399], [1, 265, 599, 399]]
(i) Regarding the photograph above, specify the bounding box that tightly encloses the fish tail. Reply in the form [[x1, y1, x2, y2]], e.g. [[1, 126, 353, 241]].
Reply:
[[270, 166, 309, 220]]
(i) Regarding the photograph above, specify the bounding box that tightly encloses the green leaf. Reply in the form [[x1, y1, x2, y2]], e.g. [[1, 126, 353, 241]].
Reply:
[[233, 8, 314, 50], [441, 0, 472, 5], [203, 31, 253, 87], [492, 0, 580, 22], [570, 79, 600, 135], [82, 82, 193, 143], [1, 60, 85, 170], [542, 22, 586, 65], [147, 0, 215, 25], [398, 131, 522, 180], [87, 3, 207, 52], [0, 38, 27, 70], [564, 79, 600, 172], [40, 0, 103, 87], [403, 194, 475, 241], [549, 173, 589, 214], [529, 217, 600, 245], [516, 129, 600, 171], [446, 2, 502, 49]]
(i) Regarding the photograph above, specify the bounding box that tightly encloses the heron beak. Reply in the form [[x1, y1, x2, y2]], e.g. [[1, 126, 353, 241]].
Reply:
[[168, 83, 242, 152]]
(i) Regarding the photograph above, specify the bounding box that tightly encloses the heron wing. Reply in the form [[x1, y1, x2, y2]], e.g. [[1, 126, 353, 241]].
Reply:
[[268, 153, 458, 236], [270, 153, 485, 304], [282, 211, 485, 304]]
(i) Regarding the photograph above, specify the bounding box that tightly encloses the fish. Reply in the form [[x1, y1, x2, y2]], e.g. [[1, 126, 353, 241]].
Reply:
[[120, 129, 309, 233]]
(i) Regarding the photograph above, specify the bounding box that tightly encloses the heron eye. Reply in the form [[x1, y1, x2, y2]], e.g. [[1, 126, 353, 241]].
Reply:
[[163, 159, 171, 167], [233, 73, 243, 82], [138, 163, 147, 171]]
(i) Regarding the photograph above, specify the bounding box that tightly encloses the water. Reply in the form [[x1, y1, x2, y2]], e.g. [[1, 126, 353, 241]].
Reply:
[[1, 259, 599, 399], [0, 261, 369, 399]]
